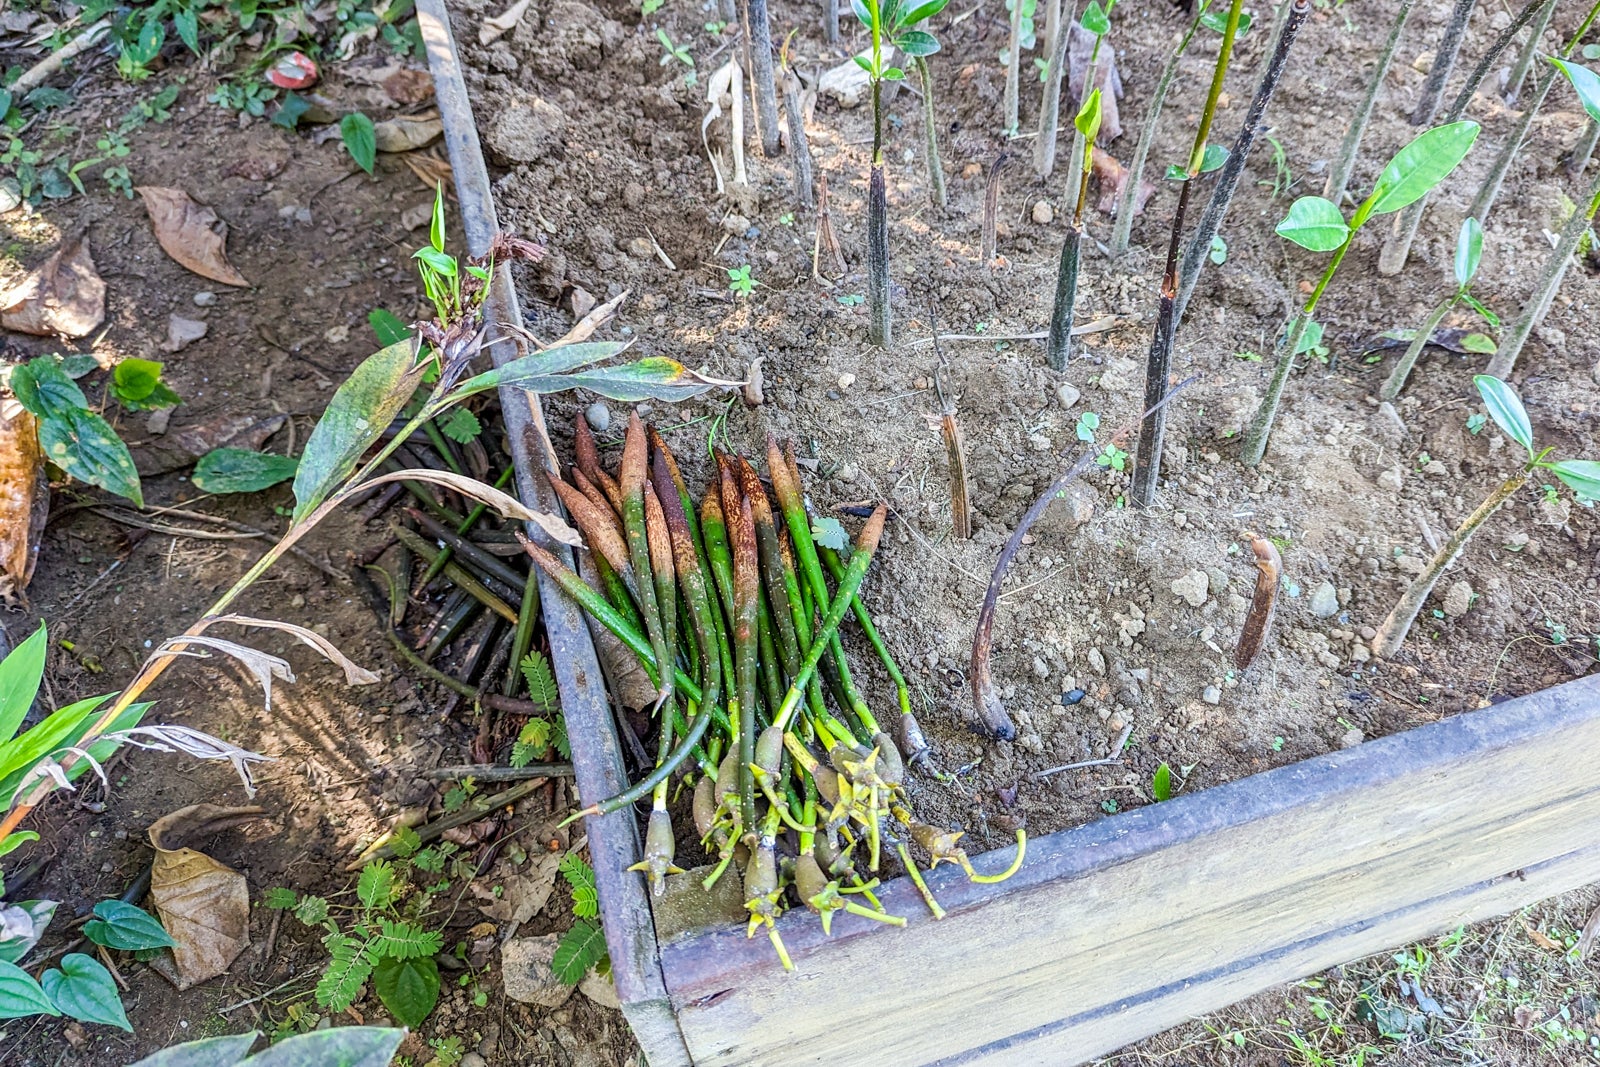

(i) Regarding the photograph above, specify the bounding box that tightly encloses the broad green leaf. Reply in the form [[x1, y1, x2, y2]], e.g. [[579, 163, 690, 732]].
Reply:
[[1458, 329, 1496, 354], [1080, 0, 1109, 36], [126, 1032, 259, 1067], [0, 831, 39, 863], [509, 358, 731, 404], [193, 449, 300, 494], [82, 901, 176, 952], [853, 53, 872, 73], [900, 0, 950, 26], [367, 308, 413, 347], [0, 90, 11, 119], [1275, 196, 1349, 253], [0, 959, 58, 1018], [272, 92, 311, 130], [0, 693, 111, 783], [1551, 58, 1600, 125], [883, 66, 906, 80], [173, 9, 200, 53], [897, 29, 940, 56], [372, 954, 439, 1028], [1199, 143, 1228, 173], [1074, 88, 1102, 142], [292, 340, 425, 521], [1473, 375, 1533, 455], [340, 112, 377, 174], [57, 354, 99, 379], [413, 246, 456, 276], [112, 357, 164, 403], [42, 953, 129, 1030], [1453, 216, 1483, 288], [1550, 460, 1600, 502], [1152, 762, 1172, 802], [244, 1028, 405, 1067], [1292, 319, 1325, 357], [1369, 121, 1480, 215], [37, 407, 144, 507], [447, 341, 630, 401], [1201, 8, 1250, 35], [552, 919, 608, 983], [0, 624, 47, 744], [0, 898, 56, 964], [852, 0, 874, 30], [429, 182, 446, 254], [10, 357, 88, 420]]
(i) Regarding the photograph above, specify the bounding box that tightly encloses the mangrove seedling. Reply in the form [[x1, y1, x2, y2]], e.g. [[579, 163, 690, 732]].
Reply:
[[1374, 376, 1599, 658], [1378, 216, 1497, 401], [779, 33, 815, 209], [744, 0, 781, 157], [1411, 0, 1476, 126], [1503, 0, 1558, 106], [1127, 0, 1244, 506], [1322, 0, 1414, 205], [1241, 121, 1480, 468], [1043, 86, 1105, 371], [1111, 0, 1251, 255], [855, 0, 900, 346], [1037, 1, 1113, 187], [878, 0, 952, 207], [1487, 57, 1600, 380], [1002, 0, 1037, 135]]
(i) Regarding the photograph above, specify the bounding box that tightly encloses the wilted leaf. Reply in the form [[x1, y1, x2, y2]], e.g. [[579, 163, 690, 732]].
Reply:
[[357, 469, 583, 546], [207, 615, 380, 686], [146, 804, 262, 990], [0, 900, 56, 965], [136, 187, 250, 287], [473, 852, 562, 938], [0, 235, 106, 338], [0, 402, 47, 599], [1366, 327, 1496, 356], [382, 69, 434, 106], [152, 636, 295, 710], [373, 115, 442, 154], [136, 412, 287, 477], [480, 0, 533, 44], [191, 449, 299, 494]]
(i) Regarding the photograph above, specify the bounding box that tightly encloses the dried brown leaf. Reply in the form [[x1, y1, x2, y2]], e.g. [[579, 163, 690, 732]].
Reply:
[[480, 0, 533, 44], [136, 187, 250, 287], [473, 852, 562, 938], [1092, 147, 1154, 218], [373, 114, 442, 154], [0, 401, 47, 599], [381, 69, 434, 106], [147, 804, 263, 989], [0, 235, 106, 338]]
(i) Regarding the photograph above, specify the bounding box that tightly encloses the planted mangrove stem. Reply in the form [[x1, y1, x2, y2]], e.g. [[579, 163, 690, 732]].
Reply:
[[1323, 0, 1414, 205], [781, 61, 816, 210], [1571, 119, 1600, 178], [746, 0, 781, 157], [1379, 298, 1455, 402], [1175, 0, 1311, 326], [916, 57, 947, 207], [1111, 14, 1201, 255], [1504, 0, 1556, 107], [1033, 0, 1077, 178], [1411, 0, 1476, 126], [1004, 0, 1024, 134]]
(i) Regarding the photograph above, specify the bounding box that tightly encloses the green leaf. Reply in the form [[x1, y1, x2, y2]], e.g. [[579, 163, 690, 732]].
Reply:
[[0, 898, 55, 964], [263, 887, 297, 910], [112, 357, 164, 404], [293, 339, 425, 521], [271, 91, 312, 129], [172, 9, 201, 54], [900, 0, 950, 26], [559, 853, 598, 918], [883, 67, 906, 80], [552, 920, 607, 984], [314, 934, 374, 1012], [1368, 121, 1480, 215], [1080, 0, 1109, 36], [810, 516, 848, 551], [57, 354, 99, 379], [490, 357, 725, 404], [1473, 375, 1533, 455], [1550, 58, 1600, 126], [1074, 88, 1102, 142], [1199, 143, 1228, 173], [293, 896, 329, 926], [1457, 328, 1496, 353], [1200, 7, 1251, 34], [82, 901, 176, 952], [1275, 196, 1349, 253], [340, 112, 377, 174], [10, 357, 88, 419], [1164, 163, 1188, 182], [1550, 460, 1600, 502], [357, 860, 397, 909], [126, 1032, 259, 1067], [448, 342, 629, 402], [372, 919, 442, 961], [1453, 216, 1483, 288], [853, 53, 873, 73], [440, 407, 481, 444], [241, 1028, 405, 1067], [0, 90, 11, 119], [897, 29, 940, 56], [0, 959, 59, 1018], [0, 623, 47, 744], [429, 182, 447, 254], [413, 246, 457, 277], [41, 953, 129, 1029], [193, 449, 300, 494], [368, 308, 413, 347], [521, 652, 560, 712], [37, 407, 144, 507], [1292, 319, 1325, 357], [390, 825, 422, 858], [372, 954, 439, 1028], [0, 692, 112, 783], [512, 718, 552, 767], [1152, 762, 1172, 802]]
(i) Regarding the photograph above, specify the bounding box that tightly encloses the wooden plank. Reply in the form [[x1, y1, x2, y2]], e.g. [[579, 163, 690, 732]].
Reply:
[[416, 6, 691, 1064], [661, 673, 1600, 1066]]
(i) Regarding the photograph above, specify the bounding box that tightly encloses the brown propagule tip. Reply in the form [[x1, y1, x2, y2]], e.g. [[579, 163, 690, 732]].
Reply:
[[546, 473, 633, 588], [1234, 533, 1281, 670], [642, 480, 676, 593], [574, 410, 604, 489], [620, 410, 648, 499], [570, 466, 620, 528]]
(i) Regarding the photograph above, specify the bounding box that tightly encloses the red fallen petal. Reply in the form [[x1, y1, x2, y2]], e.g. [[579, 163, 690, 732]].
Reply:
[[266, 51, 319, 90]]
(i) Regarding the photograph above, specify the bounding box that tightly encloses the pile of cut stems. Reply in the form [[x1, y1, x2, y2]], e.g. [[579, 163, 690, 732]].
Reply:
[[521, 415, 1023, 966]]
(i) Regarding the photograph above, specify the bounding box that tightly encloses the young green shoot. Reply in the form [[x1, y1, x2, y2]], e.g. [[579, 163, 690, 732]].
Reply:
[[1240, 121, 1480, 468], [1374, 376, 1599, 657], [727, 264, 757, 297], [1379, 216, 1496, 400], [1043, 86, 1104, 370]]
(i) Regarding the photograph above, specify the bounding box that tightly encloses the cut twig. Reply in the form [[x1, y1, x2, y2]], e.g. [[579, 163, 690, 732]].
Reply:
[[981, 153, 1006, 268], [423, 763, 574, 781], [1031, 722, 1132, 779]]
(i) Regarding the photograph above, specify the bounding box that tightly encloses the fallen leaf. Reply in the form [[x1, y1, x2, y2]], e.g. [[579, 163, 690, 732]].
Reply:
[[147, 804, 264, 990], [222, 155, 288, 181], [480, 0, 533, 44], [473, 852, 562, 939], [373, 114, 442, 154], [402, 152, 452, 191], [0, 235, 107, 338], [1068, 22, 1124, 142], [0, 400, 47, 600], [382, 69, 434, 106], [206, 614, 380, 686], [133, 411, 286, 476], [1091, 147, 1154, 217], [136, 187, 250, 287], [1522, 920, 1563, 951], [161, 314, 208, 353]]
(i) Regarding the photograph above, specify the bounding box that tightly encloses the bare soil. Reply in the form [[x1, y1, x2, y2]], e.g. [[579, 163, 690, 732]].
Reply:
[[4, 0, 1599, 1065]]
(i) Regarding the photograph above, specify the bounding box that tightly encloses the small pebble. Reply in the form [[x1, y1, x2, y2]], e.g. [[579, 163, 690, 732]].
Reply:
[[193, 291, 217, 307], [584, 401, 612, 433], [1170, 569, 1209, 608], [1340, 727, 1365, 749], [1056, 382, 1081, 408], [837, 373, 856, 389], [1062, 688, 1086, 705], [1032, 656, 1049, 679], [1032, 200, 1054, 224], [1028, 433, 1052, 452], [1202, 686, 1222, 705], [1308, 581, 1339, 619]]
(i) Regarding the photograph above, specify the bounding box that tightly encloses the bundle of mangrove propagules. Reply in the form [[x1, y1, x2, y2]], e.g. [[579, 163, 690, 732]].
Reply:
[[519, 415, 1024, 967]]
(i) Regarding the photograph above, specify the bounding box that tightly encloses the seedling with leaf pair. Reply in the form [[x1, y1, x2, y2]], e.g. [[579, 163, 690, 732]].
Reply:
[[1373, 376, 1599, 658], [854, 0, 902, 346], [1035, 0, 1116, 185], [1240, 120, 1480, 468], [1378, 217, 1496, 401], [865, 0, 952, 207]]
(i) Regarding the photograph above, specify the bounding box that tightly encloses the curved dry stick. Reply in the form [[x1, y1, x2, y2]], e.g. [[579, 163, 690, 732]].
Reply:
[[969, 379, 1195, 739], [1234, 534, 1282, 669]]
